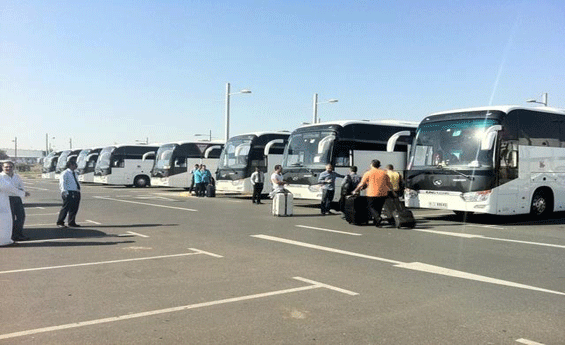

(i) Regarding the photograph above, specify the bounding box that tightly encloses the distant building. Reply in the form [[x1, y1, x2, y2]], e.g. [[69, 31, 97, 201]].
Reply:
[[0, 148, 46, 164]]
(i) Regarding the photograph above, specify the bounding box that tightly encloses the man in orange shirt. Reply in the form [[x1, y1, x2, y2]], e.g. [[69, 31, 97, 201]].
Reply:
[[353, 159, 392, 227]]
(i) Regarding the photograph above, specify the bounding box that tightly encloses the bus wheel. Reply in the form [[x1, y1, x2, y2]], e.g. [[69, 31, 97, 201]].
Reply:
[[134, 176, 149, 188], [530, 189, 551, 218]]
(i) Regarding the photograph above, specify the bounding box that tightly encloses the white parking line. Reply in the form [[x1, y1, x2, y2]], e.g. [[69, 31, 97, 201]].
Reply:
[[126, 231, 149, 238], [23, 186, 50, 191], [413, 229, 565, 249], [516, 338, 546, 345], [0, 248, 221, 275], [93, 196, 197, 212], [0, 276, 356, 340], [85, 220, 102, 225], [252, 234, 565, 296], [296, 225, 362, 236]]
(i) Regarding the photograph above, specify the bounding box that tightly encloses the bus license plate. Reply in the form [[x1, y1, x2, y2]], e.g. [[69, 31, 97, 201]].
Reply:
[[429, 202, 448, 208]]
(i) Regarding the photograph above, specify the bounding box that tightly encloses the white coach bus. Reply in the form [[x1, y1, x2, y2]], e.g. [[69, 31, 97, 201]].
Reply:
[[150, 141, 224, 188], [77, 147, 102, 183], [215, 132, 290, 195], [54, 149, 82, 179], [41, 151, 61, 179], [404, 105, 565, 217], [94, 144, 159, 187], [281, 120, 418, 201]]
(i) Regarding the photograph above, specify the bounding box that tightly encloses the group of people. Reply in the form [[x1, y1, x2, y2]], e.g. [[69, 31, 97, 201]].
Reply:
[[0, 159, 84, 246], [263, 160, 402, 227], [318, 160, 403, 226], [189, 164, 214, 197]]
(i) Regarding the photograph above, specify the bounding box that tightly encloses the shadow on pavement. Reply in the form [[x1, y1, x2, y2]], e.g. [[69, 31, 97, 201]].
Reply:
[[24, 203, 61, 208]]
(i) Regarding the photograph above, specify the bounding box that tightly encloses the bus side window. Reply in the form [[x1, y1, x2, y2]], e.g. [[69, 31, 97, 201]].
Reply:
[[334, 148, 350, 167]]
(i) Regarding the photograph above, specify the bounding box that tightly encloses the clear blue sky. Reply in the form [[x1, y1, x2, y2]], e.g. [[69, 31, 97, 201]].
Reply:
[[1, 0, 564, 151]]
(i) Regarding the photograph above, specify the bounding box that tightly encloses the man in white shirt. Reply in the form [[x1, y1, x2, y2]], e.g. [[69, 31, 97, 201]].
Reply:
[[250, 167, 265, 204], [270, 165, 287, 196], [1, 161, 30, 241], [57, 161, 81, 228]]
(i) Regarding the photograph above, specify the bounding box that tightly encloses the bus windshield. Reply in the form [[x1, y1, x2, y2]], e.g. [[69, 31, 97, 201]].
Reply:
[[155, 144, 176, 169], [410, 119, 499, 169], [56, 151, 71, 171], [283, 131, 335, 168], [76, 150, 91, 170], [43, 152, 56, 171], [97, 147, 115, 170], [219, 138, 252, 169]]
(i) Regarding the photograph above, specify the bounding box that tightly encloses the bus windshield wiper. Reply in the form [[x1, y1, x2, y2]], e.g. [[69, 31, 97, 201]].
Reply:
[[436, 165, 474, 180]]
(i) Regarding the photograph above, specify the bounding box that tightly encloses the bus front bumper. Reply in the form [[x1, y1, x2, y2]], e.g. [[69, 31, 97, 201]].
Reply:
[[404, 189, 495, 213]]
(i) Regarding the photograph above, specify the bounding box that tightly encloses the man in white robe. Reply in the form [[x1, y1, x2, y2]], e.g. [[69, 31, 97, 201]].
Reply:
[[0, 177, 26, 246]]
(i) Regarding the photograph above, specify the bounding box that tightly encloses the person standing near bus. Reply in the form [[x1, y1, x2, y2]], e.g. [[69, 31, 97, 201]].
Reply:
[[386, 164, 403, 196], [339, 165, 361, 214], [317, 164, 345, 215], [270, 165, 287, 196], [1, 161, 30, 241], [353, 159, 392, 227], [57, 161, 81, 228], [189, 164, 200, 194], [250, 167, 265, 204], [193, 166, 204, 197], [200, 165, 212, 196]]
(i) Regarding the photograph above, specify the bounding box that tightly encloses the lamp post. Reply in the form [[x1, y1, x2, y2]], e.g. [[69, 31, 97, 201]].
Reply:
[[225, 83, 252, 142], [526, 93, 548, 106], [12, 137, 17, 161], [312, 93, 338, 124], [195, 130, 213, 141]]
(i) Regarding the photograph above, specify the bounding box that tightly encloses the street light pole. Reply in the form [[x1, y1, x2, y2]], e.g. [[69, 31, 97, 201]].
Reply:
[[312, 93, 339, 123], [12, 137, 17, 160], [312, 93, 318, 124], [224, 82, 252, 142], [225, 82, 231, 142]]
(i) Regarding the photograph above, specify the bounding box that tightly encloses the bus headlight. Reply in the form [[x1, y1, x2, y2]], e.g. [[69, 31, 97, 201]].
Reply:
[[461, 190, 491, 202], [308, 185, 321, 193], [405, 188, 418, 199]]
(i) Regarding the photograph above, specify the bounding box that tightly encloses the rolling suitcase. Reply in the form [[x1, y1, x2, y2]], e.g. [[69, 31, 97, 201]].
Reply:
[[206, 184, 216, 197], [343, 195, 370, 225], [382, 193, 415, 228], [272, 190, 293, 216]]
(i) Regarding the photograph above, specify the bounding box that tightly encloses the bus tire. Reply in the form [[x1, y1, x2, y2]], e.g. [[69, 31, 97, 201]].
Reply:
[[134, 175, 150, 188], [530, 188, 553, 218]]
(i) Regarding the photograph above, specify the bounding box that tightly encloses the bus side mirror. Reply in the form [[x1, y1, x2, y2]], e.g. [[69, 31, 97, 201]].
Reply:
[[481, 125, 502, 151]]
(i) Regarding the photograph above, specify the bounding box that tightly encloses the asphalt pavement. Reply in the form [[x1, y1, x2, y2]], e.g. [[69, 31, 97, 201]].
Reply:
[[1, 178, 564, 344]]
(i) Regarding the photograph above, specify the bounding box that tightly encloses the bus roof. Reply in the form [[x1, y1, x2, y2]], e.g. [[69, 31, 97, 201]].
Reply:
[[228, 131, 291, 139], [101, 143, 161, 149], [430, 105, 565, 117], [158, 140, 225, 146], [297, 119, 419, 130]]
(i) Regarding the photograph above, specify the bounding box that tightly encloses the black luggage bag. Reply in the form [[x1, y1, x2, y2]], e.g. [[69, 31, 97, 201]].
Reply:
[[206, 184, 216, 197], [382, 193, 415, 228], [343, 195, 371, 225]]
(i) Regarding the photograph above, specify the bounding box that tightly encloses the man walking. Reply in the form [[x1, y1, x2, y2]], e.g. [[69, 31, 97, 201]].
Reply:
[[353, 159, 392, 227], [1, 161, 30, 241], [250, 167, 265, 204], [57, 161, 81, 228], [317, 164, 344, 215]]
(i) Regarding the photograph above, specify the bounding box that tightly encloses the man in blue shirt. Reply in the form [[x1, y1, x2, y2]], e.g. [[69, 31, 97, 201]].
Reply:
[[317, 164, 344, 215]]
